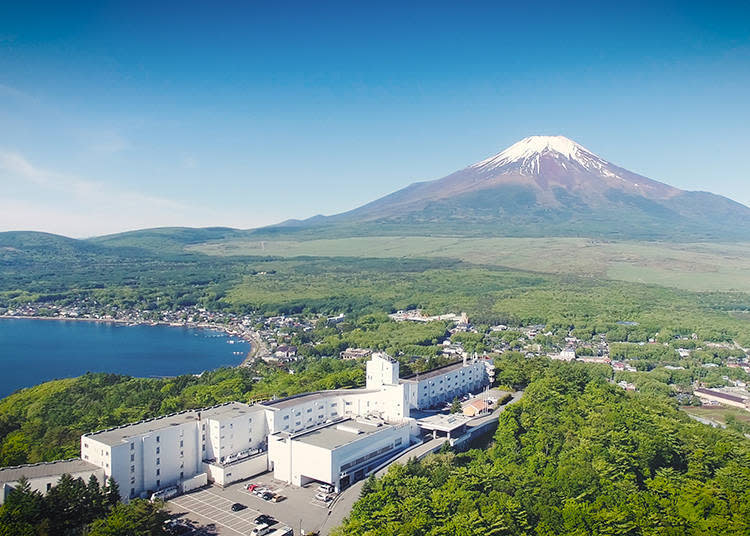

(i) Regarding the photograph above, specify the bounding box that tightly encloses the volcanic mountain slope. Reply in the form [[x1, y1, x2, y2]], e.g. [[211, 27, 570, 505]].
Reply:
[[276, 136, 750, 240]]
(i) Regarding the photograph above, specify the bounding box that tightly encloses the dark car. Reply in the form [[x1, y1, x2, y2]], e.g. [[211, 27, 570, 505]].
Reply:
[[254, 514, 276, 525], [261, 492, 274, 501], [231, 502, 247, 512]]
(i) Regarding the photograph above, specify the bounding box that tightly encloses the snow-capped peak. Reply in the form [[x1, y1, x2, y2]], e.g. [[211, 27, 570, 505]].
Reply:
[[470, 135, 612, 176]]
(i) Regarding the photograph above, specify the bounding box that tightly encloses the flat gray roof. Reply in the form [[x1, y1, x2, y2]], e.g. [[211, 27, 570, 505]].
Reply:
[[401, 360, 466, 382], [292, 419, 392, 450], [261, 389, 378, 410], [0, 459, 100, 484], [417, 413, 470, 432], [85, 402, 258, 446]]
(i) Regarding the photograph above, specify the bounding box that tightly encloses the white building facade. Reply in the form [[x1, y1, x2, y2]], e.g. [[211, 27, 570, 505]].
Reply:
[[79, 353, 493, 499]]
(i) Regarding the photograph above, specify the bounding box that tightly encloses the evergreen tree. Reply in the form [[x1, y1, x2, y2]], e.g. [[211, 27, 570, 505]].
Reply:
[[84, 474, 107, 521], [104, 477, 120, 508]]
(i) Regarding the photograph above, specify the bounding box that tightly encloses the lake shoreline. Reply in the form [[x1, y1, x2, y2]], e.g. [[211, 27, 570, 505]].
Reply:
[[0, 314, 256, 368]]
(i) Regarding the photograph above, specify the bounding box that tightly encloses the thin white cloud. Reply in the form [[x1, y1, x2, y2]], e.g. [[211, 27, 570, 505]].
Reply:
[[87, 129, 131, 154], [0, 150, 203, 237], [0, 82, 36, 103], [182, 154, 198, 169]]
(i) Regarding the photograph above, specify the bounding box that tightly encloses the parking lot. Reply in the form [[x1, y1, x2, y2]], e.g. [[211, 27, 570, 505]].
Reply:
[[167, 472, 336, 536]]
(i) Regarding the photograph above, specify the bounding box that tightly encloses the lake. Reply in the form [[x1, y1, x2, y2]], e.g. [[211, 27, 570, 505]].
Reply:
[[0, 318, 250, 398]]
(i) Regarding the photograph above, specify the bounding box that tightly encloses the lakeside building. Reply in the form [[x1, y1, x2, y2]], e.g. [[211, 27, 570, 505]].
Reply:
[[3, 353, 493, 502]]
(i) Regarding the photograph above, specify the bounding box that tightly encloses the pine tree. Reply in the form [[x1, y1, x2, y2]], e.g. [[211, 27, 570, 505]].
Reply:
[[104, 477, 121, 509], [85, 474, 106, 520]]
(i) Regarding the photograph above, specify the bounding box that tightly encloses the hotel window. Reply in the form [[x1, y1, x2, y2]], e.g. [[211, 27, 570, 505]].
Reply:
[[130, 476, 135, 484], [156, 479, 160, 487], [130, 454, 135, 462], [180, 451, 184, 458], [156, 447, 160, 454], [201, 424, 205, 430], [202, 445, 205, 451], [156, 458, 160, 465], [180, 440, 183, 447], [130, 465, 135, 473], [283, 415, 289, 420], [156, 469, 160, 476]]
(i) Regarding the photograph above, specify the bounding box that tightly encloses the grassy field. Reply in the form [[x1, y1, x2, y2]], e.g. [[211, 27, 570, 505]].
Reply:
[[187, 236, 750, 293], [681, 405, 750, 426]]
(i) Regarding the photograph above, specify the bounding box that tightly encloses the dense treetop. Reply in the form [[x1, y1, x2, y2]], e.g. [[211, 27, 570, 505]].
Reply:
[[335, 358, 750, 535]]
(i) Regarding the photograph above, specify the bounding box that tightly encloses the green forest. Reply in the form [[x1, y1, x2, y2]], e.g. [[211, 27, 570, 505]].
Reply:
[[335, 359, 750, 535], [0, 474, 168, 536], [0, 359, 363, 466], [3, 232, 750, 348]]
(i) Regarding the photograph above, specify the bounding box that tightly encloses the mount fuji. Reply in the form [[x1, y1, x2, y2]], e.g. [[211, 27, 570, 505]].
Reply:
[[277, 135, 750, 240]]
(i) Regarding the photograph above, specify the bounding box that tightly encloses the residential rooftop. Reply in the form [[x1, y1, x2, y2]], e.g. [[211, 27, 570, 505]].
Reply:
[[0, 459, 100, 484], [84, 402, 259, 446]]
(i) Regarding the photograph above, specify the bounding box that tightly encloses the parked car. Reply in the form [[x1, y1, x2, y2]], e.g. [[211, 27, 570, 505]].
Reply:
[[253, 486, 270, 496], [254, 514, 275, 526], [261, 491, 274, 501], [246, 483, 259, 492], [271, 494, 286, 502], [316, 484, 334, 494], [231, 502, 246, 511], [314, 492, 332, 502], [250, 524, 274, 536]]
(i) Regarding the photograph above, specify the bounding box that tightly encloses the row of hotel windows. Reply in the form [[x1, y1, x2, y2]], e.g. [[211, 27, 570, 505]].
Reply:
[[340, 439, 402, 472]]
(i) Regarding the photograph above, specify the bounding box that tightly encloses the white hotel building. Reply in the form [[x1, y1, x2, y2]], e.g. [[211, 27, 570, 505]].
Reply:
[[74, 353, 493, 500]]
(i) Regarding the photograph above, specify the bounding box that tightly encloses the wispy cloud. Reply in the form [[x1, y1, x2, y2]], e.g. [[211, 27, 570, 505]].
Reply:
[[0, 82, 36, 103], [182, 154, 198, 169], [87, 129, 131, 154], [0, 150, 197, 237]]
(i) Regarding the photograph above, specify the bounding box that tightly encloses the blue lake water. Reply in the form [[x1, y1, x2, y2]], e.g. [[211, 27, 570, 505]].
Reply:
[[0, 318, 250, 398]]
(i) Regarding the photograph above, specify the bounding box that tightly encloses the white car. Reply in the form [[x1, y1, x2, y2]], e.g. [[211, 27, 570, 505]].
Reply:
[[314, 492, 332, 502], [316, 484, 334, 494]]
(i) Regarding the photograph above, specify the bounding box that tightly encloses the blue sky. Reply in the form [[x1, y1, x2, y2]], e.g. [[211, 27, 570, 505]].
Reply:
[[1, 1, 749, 237]]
